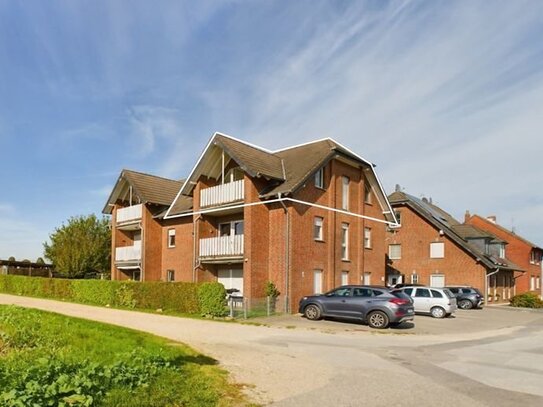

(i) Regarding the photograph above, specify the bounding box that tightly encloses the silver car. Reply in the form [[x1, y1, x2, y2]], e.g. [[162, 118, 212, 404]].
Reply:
[[393, 286, 457, 318]]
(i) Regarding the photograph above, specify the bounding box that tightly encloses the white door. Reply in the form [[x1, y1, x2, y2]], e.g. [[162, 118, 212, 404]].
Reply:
[[218, 268, 243, 296], [363, 272, 371, 285], [314, 270, 323, 294], [430, 274, 445, 288], [341, 271, 349, 286]]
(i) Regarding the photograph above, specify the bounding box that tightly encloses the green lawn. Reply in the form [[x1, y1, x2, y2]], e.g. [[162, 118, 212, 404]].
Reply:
[[0, 305, 254, 406]]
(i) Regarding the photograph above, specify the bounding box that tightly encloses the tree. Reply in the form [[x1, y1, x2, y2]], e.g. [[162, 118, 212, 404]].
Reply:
[[43, 214, 111, 278], [7, 256, 15, 262], [36, 257, 45, 265]]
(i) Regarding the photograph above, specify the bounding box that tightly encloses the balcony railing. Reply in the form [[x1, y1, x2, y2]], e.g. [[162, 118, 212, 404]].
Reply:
[[116, 204, 143, 224], [200, 180, 244, 208], [199, 235, 244, 258], [115, 245, 142, 262]]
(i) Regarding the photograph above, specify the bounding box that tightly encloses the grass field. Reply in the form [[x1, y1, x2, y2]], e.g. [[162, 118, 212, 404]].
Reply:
[[0, 305, 253, 406]]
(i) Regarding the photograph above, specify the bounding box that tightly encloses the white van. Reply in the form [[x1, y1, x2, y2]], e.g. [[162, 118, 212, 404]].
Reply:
[[393, 286, 457, 318]]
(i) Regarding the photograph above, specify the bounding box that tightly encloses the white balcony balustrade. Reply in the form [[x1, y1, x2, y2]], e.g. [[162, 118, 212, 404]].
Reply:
[[200, 180, 244, 207], [199, 235, 244, 258], [115, 245, 142, 262], [116, 204, 143, 224]]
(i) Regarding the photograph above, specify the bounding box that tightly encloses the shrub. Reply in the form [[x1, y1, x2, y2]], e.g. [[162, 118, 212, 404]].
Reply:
[[198, 283, 227, 317], [510, 292, 543, 308], [265, 281, 280, 298], [0, 275, 204, 314]]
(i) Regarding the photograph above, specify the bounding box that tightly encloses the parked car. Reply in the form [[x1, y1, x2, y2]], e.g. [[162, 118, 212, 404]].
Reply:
[[393, 286, 457, 318], [391, 283, 424, 289], [446, 286, 484, 309], [298, 285, 414, 329]]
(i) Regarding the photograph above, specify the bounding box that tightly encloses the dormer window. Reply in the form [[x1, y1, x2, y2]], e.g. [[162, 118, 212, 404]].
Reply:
[[315, 167, 324, 189], [224, 167, 244, 183], [499, 244, 505, 258]]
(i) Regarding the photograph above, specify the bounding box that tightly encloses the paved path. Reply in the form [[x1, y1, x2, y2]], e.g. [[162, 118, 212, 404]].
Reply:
[[2, 294, 543, 406]]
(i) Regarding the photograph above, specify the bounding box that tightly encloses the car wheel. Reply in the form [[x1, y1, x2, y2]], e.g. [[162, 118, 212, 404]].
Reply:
[[367, 311, 389, 329], [458, 299, 473, 310], [304, 304, 322, 320], [430, 306, 446, 318]]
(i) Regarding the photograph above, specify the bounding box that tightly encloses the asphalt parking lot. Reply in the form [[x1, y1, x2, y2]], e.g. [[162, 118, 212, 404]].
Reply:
[[251, 304, 543, 335]]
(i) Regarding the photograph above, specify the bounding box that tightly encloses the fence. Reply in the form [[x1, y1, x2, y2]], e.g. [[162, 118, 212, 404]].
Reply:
[[227, 295, 287, 319]]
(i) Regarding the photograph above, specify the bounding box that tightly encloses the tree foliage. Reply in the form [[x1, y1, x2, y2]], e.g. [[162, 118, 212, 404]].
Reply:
[[43, 214, 111, 278]]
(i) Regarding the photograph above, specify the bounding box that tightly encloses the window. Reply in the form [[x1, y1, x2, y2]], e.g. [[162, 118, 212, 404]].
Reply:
[[430, 289, 443, 298], [341, 223, 349, 260], [388, 244, 401, 259], [430, 242, 444, 258], [341, 176, 350, 210], [353, 287, 373, 297], [315, 167, 324, 189], [537, 277, 541, 290], [394, 210, 401, 225], [219, 220, 244, 236], [341, 271, 349, 286], [327, 287, 351, 297], [403, 288, 413, 296], [531, 276, 536, 291], [314, 217, 324, 241], [168, 229, 176, 248], [167, 270, 175, 282], [364, 227, 372, 249], [364, 181, 372, 204], [530, 250, 541, 264], [132, 270, 141, 282], [411, 273, 419, 284], [499, 244, 505, 258], [313, 269, 323, 294], [414, 288, 431, 298]]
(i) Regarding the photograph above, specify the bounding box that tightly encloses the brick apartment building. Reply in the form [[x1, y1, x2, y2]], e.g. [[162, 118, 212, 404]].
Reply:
[[103, 132, 397, 312], [465, 213, 543, 297], [386, 188, 523, 303]]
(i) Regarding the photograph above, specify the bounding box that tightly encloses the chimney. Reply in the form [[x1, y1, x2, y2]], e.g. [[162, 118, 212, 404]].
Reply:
[[422, 197, 428, 203], [395, 184, 401, 192], [464, 210, 471, 222], [429, 197, 433, 204], [487, 215, 496, 224]]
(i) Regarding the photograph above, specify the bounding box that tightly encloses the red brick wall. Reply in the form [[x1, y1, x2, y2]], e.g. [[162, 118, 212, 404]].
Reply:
[[466, 215, 542, 295], [161, 217, 194, 282], [387, 204, 487, 291]]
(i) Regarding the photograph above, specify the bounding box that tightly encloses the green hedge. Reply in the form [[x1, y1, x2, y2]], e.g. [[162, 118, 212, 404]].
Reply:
[[510, 292, 543, 308], [0, 275, 223, 315]]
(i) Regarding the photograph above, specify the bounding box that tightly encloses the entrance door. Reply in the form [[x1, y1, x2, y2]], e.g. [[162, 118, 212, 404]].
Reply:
[[430, 274, 445, 288], [218, 268, 243, 296]]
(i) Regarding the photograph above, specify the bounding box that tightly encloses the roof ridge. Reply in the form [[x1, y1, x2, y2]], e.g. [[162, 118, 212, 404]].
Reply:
[[214, 131, 281, 157], [123, 168, 181, 183], [273, 137, 334, 153], [470, 214, 541, 249]]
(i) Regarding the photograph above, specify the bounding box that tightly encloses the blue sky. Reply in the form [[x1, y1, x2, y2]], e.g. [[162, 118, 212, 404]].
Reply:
[[1, 0, 542, 260]]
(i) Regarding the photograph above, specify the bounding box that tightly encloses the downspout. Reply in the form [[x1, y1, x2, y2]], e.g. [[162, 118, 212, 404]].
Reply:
[[139, 221, 144, 281], [278, 193, 290, 313], [540, 259, 543, 300], [485, 268, 500, 305], [193, 215, 202, 283]]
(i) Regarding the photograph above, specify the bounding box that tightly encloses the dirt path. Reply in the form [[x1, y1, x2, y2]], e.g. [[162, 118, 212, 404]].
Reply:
[[2, 294, 542, 406]]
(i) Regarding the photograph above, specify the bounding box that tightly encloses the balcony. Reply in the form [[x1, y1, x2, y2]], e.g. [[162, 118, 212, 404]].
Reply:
[[115, 245, 141, 263], [116, 204, 142, 227], [199, 235, 244, 261], [200, 180, 244, 208]]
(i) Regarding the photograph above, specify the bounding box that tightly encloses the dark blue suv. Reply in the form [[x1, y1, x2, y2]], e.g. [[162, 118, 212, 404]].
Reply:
[[298, 285, 414, 329]]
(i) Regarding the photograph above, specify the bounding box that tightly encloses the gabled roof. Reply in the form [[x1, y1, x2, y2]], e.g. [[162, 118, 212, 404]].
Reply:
[[166, 132, 396, 223], [102, 169, 184, 214], [467, 214, 542, 250], [389, 190, 522, 272]]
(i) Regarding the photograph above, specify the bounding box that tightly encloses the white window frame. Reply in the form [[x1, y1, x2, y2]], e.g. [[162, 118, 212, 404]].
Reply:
[[531, 276, 536, 291], [411, 273, 419, 284], [314, 269, 323, 294], [388, 244, 401, 259], [363, 272, 371, 285], [341, 271, 349, 286], [499, 244, 505, 258], [341, 223, 349, 260], [364, 227, 372, 249], [167, 269, 175, 282], [341, 176, 350, 210], [314, 217, 324, 241], [430, 242, 444, 258], [168, 229, 176, 248], [430, 273, 445, 288], [314, 167, 324, 189]]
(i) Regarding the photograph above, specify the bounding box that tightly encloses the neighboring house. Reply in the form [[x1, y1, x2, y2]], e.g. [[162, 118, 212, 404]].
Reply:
[[465, 213, 543, 297], [386, 188, 523, 303], [103, 132, 397, 312]]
